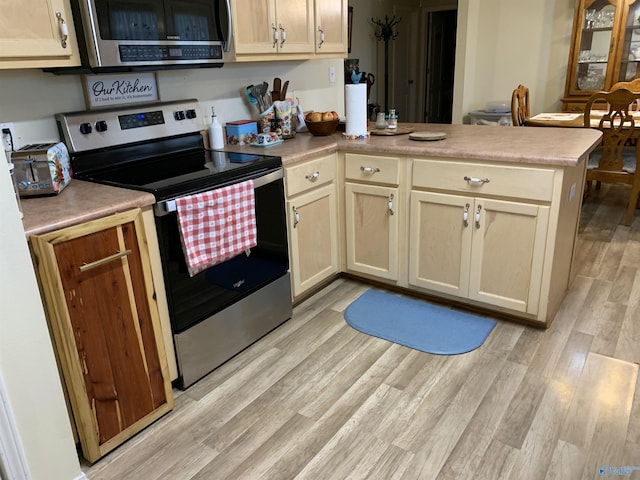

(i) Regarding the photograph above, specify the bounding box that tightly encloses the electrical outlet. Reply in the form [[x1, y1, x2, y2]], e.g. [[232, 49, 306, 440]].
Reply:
[[0, 122, 19, 150], [329, 66, 336, 84]]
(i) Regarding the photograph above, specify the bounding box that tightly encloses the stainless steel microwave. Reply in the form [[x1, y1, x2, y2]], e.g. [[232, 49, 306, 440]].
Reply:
[[66, 0, 231, 72]]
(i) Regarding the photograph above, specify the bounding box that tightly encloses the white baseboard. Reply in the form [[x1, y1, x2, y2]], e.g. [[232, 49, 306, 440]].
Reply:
[[0, 375, 31, 480]]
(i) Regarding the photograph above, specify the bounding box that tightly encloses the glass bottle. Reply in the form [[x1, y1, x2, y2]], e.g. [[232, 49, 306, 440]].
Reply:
[[388, 109, 398, 129]]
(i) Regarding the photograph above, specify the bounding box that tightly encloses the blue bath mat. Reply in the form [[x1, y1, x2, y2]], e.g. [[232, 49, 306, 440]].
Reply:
[[344, 290, 497, 355]]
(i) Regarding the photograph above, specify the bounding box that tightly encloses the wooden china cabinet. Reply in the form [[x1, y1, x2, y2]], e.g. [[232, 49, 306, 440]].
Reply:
[[563, 0, 640, 111]]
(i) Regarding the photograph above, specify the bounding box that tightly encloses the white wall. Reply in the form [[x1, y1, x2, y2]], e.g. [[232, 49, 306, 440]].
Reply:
[[0, 149, 83, 480], [453, 0, 575, 122], [0, 58, 346, 146]]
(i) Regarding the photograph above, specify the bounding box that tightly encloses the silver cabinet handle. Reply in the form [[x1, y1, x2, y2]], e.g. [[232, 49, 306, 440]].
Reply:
[[318, 27, 325, 48], [388, 193, 395, 216], [56, 11, 68, 48], [305, 171, 320, 181], [79, 250, 132, 272], [360, 166, 380, 174], [475, 204, 482, 229], [279, 25, 286, 47], [464, 176, 490, 185], [292, 206, 299, 228], [463, 203, 470, 227], [272, 24, 279, 48]]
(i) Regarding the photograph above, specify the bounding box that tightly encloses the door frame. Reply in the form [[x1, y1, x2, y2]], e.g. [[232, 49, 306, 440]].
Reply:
[[421, 5, 458, 124]]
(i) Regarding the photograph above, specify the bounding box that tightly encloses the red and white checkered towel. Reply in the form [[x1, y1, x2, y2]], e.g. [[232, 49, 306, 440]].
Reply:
[[175, 180, 257, 277]]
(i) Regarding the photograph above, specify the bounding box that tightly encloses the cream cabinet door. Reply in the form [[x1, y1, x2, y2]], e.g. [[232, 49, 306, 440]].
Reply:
[[315, 0, 348, 54], [468, 198, 549, 315], [232, 0, 278, 54], [345, 182, 399, 281], [274, 0, 314, 53], [287, 184, 339, 297], [409, 190, 549, 314], [409, 190, 472, 297], [0, 0, 79, 67], [232, 0, 313, 55]]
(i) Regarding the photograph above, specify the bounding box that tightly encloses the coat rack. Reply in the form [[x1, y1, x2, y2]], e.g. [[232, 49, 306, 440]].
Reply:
[[372, 15, 401, 113]]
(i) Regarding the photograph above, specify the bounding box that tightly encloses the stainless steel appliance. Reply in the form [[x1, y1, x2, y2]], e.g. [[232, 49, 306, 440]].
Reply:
[[56, 100, 291, 389], [59, 0, 231, 72], [11, 143, 73, 197]]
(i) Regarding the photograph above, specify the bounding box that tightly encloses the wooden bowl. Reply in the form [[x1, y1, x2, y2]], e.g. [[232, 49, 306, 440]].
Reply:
[[305, 118, 339, 136]]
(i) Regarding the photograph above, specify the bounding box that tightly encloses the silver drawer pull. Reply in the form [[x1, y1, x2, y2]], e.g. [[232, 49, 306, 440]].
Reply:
[[361, 166, 380, 174], [56, 11, 68, 48], [305, 171, 320, 181], [475, 204, 482, 229], [79, 250, 132, 272], [388, 193, 395, 215], [464, 176, 490, 185], [463, 203, 470, 227], [292, 206, 299, 228]]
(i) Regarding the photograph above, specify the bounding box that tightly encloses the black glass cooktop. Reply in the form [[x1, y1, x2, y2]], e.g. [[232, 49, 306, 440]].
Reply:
[[71, 135, 281, 201]]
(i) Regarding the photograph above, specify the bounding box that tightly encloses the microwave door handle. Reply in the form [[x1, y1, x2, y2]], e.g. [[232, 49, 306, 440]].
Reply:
[[223, 0, 232, 53]]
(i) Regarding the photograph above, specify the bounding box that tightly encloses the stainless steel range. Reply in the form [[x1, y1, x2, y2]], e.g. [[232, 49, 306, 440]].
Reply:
[[56, 99, 292, 388]]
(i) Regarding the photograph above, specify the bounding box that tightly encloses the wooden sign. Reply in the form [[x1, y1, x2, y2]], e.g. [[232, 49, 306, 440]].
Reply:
[[82, 72, 159, 109]]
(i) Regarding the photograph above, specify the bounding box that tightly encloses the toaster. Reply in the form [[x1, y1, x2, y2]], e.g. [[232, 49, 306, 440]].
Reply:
[[12, 142, 72, 197]]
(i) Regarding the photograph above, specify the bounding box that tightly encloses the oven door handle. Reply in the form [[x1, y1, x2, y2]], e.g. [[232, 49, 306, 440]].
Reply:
[[155, 168, 284, 216]]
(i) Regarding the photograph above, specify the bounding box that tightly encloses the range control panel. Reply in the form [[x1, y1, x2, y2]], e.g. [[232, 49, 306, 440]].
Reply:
[[56, 99, 203, 153]]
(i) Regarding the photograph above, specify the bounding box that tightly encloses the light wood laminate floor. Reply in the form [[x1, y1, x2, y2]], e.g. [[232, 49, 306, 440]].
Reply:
[[82, 184, 640, 480]]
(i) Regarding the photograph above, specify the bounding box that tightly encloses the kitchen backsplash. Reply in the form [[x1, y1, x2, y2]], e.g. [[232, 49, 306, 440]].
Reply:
[[0, 58, 346, 147]]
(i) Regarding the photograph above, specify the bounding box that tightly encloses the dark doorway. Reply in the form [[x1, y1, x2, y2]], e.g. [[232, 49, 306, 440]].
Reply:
[[425, 9, 457, 124]]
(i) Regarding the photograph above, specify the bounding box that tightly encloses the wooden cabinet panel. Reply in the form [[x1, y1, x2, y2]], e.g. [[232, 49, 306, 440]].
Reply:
[[345, 182, 399, 281], [285, 153, 339, 298], [409, 189, 549, 315], [0, 0, 80, 68], [412, 159, 555, 202], [287, 184, 338, 296], [468, 198, 549, 314], [231, 0, 313, 56], [409, 191, 472, 296], [315, 0, 348, 54], [31, 209, 173, 463], [345, 152, 401, 185], [285, 152, 337, 197]]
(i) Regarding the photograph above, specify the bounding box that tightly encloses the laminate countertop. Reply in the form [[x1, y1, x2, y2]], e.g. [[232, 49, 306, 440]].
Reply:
[[19, 123, 602, 237], [21, 180, 155, 237], [222, 123, 603, 167]]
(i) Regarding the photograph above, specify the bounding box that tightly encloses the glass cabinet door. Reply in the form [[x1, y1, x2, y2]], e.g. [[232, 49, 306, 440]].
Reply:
[[617, 0, 640, 81], [571, 0, 619, 95]]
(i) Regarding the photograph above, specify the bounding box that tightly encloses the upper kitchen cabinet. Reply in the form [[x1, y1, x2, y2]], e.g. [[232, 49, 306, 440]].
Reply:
[[563, 0, 640, 111], [231, 0, 315, 58], [314, 0, 348, 54], [0, 0, 80, 69]]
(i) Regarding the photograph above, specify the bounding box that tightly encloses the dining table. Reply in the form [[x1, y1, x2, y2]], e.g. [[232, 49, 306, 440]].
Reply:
[[525, 110, 640, 128]]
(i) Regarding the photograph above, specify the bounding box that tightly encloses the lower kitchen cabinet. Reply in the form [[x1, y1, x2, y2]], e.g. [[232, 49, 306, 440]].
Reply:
[[285, 153, 339, 298], [409, 191, 549, 314], [30, 208, 174, 463], [345, 182, 399, 281], [344, 152, 402, 283]]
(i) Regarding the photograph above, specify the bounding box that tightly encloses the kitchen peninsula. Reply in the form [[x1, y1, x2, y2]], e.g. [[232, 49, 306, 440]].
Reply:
[[22, 123, 601, 338]]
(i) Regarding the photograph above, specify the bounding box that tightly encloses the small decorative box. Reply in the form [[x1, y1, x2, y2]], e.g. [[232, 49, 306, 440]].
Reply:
[[226, 120, 258, 145]]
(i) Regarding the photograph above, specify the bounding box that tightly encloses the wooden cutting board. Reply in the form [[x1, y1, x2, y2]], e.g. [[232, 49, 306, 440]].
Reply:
[[369, 126, 414, 136]]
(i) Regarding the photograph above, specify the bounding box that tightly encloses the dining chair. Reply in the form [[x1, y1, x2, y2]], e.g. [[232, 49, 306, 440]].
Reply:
[[511, 84, 530, 126], [609, 78, 640, 111], [584, 88, 640, 225]]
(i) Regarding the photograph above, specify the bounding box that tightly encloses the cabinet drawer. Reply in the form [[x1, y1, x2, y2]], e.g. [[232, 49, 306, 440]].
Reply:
[[285, 153, 337, 197], [345, 153, 401, 185], [412, 159, 556, 202]]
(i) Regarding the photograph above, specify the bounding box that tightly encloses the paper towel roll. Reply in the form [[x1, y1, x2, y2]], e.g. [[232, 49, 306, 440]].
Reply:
[[345, 84, 368, 136]]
